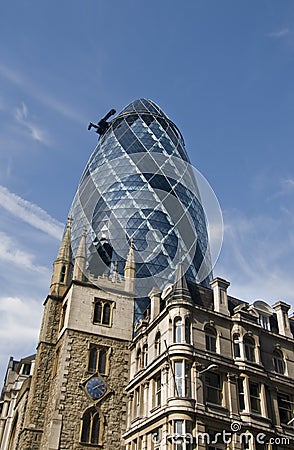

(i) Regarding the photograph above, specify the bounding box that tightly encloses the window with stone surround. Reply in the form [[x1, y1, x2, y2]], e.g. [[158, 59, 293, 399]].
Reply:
[[93, 298, 114, 326], [205, 324, 217, 352], [174, 360, 191, 397], [249, 381, 261, 414], [277, 393, 292, 424], [80, 407, 103, 445], [88, 345, 110, 375], [273, 349, 285, 374], [155, 331, 161, 356], [244, 335, 255, 362], [205, 372, 222, 405], [174, 317, 182, 343]]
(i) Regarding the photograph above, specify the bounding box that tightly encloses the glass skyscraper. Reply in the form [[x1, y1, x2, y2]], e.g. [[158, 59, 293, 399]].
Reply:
[[70, 98, 212, 320]]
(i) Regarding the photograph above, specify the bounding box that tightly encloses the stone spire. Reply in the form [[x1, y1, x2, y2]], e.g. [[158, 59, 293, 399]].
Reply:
[[73, 227, 87, 282], [170, 261, 192, 303], [50, 217, 73, 296], [124, 238, 136, 292]]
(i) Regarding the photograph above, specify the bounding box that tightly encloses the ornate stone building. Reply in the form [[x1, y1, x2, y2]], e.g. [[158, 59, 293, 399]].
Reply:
[[0, 99, 293, 450]]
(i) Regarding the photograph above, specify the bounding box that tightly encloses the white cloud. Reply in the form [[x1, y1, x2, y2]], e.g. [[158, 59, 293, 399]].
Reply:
[[14, 101, 46, 143], [268, 28, 290, 38], [215, 210, 294, 309], [0, 63, 84, 124], [0, 185, 64, 239], [0, 296, 42, 379], [0, 231, 49, 273]]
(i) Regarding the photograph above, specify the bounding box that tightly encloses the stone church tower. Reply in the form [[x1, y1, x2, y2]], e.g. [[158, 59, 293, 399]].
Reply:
[[17, 218, 135, 450]]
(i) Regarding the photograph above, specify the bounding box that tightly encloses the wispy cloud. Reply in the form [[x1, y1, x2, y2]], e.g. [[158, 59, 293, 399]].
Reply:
[[15, 102, 46, 143], [0, 63, 84, 124], [0, 231, 49, 273], [0, 185, 64, 239], [0, 296, 42, 377], [216, 209, 294, 308], [268, 28, 290, 38]]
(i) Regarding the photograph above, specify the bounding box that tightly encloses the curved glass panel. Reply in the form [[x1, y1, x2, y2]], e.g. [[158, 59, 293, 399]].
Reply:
[[69, 99, 212, 322]]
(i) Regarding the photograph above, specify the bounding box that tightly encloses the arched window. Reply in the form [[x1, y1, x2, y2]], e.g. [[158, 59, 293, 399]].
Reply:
[[174, 317, 182, 343], [93, 299, 113, 326], [143, 344, 148, 367], [94, 301, 103, 323], [88, 346, 98, 373], [136, 348, 142, 371], [102, 303, 111, 325], [233, 333, 241, 358], [244, 335, 255, 362], [80, 408, 102, 445], [8, 412, 18, 450], [273, 349, 285, 374], [88, 346, 109, 374], [60, 265, 66, 283], [205, 324, 217, 352], [155, 331, 161, 356], [185, 318, 191, 344], [98, 348, 107, 374]]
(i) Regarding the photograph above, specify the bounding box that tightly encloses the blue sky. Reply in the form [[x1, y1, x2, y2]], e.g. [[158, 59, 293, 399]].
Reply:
[[0, 1, 294, 381]]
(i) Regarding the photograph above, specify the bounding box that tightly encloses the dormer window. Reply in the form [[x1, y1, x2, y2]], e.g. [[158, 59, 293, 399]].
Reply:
[[251, 301, 273, 331], [259, 315, 270, 331]]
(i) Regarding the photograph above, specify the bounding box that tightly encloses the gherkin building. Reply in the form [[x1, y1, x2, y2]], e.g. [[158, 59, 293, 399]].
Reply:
[[70, 98, 212, 321]]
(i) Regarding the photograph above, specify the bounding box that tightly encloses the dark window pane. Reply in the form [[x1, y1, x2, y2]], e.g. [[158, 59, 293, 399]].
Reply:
[[94, 301, 102, 323], [91, 413, 100, 444], [102, 303, 111, 325], [81, 411, 91, 443], [98, 349, 107, 374], [88, 347, 97, 373]]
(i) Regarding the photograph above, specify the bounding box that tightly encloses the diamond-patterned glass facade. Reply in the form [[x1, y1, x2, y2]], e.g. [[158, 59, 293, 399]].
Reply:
[[70, 99, 212, 322]]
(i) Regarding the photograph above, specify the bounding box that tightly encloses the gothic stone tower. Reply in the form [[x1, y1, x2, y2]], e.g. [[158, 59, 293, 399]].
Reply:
[[18, 219, 135, 450]]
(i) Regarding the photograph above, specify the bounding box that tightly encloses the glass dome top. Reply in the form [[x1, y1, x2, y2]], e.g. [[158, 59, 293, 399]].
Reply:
[[69, 99, 212, 321]]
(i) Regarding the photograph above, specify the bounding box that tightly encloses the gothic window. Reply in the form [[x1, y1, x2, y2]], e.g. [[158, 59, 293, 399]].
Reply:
[[249, 381, 261, 414], [88, 345, 109, 375], [185, 318, 191, 344], [94, 300, 103, 323], [102, 302, 111, 325], [60, 265, 66, 283], [244, 335, 255, 362], [155, 331, 161, 356], [59, 301, 67, 331], [205, 324, 217, 352], [93, 299, 114, 326], [233, 333, 241, 358], [80, 407, 102, 445], [273, 349, 285, 374], [174, 317, 182, 343], [205, 372, 222, 405]]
